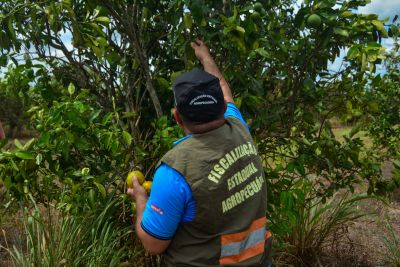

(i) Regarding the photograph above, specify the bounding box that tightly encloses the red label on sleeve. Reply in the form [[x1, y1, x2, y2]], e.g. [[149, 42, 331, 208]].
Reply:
[[151, 204, 164, 215]]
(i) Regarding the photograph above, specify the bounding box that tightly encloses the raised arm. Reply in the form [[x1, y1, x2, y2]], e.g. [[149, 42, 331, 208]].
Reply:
[[190, 40, 234, 103]]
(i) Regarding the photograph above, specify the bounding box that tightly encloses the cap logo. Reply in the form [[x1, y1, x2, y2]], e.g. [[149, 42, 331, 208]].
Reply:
[[189, 94, 218, 106]]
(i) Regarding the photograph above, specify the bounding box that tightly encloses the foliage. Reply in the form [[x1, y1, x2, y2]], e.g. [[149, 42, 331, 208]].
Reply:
[[0, 0, 396, 200], [0, 73, 183, 208], [269, 179, 371, 265], [0, 65, 33, 137], [365, 52, 400, 156], [2, 196, 133, 267], [1, 87, 126, 210]]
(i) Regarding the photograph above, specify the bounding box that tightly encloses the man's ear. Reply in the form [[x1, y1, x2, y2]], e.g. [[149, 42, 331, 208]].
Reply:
[[173, 108, 184, 127]]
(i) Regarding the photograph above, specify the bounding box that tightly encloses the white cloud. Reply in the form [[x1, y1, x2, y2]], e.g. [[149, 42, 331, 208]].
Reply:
[[358, 0, 400, 20]]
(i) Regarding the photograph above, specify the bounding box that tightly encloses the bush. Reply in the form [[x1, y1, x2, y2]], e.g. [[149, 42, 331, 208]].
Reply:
[[269, 179, 372, 265], [0, 65, 32, 138], [2, 196, 133, 267]]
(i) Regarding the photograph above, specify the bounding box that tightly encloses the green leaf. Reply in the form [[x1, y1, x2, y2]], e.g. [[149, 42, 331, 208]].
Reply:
[[347, 46, 359, 59], [14, 139, 24, 150], [287, 162, 295, 173], [68, 82, 75, 95], [122, 131, 132, 145], [393, 160, 400, 169], [341, 11, 353, 18], [0, 54, 7, 67], [4, 176, 12, 189], [371, 20, 384, 31], [38, 132, 50, 146], [235, 26, 245, 34], [67, 111, 86, 128], [23, 138, 35, 150], [156, 77, 170, 90], [346, 100, 353, 111], [0, 139, 7, 149], [333, 28, 349, 38], [106, 51, 121, 64], [102, 112, 113, 124], [15, 151, 35, 160], [349, 126, 360, 138], [171, 71, 184, 83], [94, 181, 106, 197], [361, 52, 367, 71], [36, 153, 43, 165], [8, 17, 16, 42], [368, 101, 379, 112], [184, 13, 193, 29], [94, 16, 110, 24], [92, 45, 103, 58], [81, 167, 90, 175], [295, 163, 305, 176], [10, 159, 19, 171]]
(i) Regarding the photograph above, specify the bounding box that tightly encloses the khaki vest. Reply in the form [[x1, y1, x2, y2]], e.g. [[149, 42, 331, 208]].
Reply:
[[160, 117, 271, 267]]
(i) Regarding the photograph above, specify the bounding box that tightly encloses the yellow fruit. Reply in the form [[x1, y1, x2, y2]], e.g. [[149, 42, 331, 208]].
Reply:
[[142, 181, 152, 193], [126, 170, 145, 188]]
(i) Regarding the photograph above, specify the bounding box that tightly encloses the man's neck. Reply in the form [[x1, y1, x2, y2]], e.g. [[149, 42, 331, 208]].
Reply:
[[184, 118, 225, 134]]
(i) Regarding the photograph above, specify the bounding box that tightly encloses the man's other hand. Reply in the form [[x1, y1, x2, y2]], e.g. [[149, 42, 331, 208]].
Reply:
[[127, 175, 147, 202], [190, 39, 213, 63]]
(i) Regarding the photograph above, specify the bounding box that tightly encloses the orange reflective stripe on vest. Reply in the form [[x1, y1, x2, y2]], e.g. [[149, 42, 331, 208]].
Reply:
[[219, 217, 270, 265]]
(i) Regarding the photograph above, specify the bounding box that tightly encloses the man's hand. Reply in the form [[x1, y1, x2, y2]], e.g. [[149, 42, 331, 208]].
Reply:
[[127, 175, 148, 202], [126, 173, 171, 255], [190, 39, 234, 103], [190, 39, 213, 64]]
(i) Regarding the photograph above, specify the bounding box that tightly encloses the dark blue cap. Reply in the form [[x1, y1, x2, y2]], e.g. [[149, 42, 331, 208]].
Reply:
[[173, 68, 224, 123]]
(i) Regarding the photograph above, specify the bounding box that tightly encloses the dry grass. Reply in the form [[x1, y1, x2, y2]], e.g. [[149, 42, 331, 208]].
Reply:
[[332, 127, 373, 149]]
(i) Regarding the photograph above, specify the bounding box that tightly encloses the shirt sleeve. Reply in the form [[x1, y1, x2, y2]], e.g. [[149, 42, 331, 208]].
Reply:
[[224, 102, 248, 130], [141, 163, 195, 240]]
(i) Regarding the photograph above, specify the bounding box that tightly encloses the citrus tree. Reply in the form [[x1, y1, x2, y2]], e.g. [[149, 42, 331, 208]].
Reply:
[[0, 0, 399, 264]]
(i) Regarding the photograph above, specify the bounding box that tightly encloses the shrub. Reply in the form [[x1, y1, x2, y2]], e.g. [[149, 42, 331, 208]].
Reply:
[[269, 180, 372, 265], [2, 196, 133, 267]]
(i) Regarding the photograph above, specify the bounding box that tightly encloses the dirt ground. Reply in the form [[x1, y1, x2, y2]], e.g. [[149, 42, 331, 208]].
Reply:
[[2, 182, 399, 267], [0, 208, 25, 267], [321, 161, 400, 267]]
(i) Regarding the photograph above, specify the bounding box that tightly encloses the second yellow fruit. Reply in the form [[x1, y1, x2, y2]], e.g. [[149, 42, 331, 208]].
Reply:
[[142, 181, 152, 193]]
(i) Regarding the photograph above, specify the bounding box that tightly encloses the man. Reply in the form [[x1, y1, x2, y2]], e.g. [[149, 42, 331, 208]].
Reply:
[[128, 40, 272, 266]]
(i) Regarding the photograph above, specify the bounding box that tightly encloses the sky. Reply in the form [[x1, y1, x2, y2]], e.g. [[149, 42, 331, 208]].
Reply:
[[359, 0, 400, 20], [329, 0, 400, 73]]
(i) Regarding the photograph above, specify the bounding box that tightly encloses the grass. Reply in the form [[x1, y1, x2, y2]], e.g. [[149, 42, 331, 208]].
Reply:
[[380, 218, 400, 266], [272, 185, 374, 266], [1, 196, 134, 267], [332, 126, 373, 149]]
